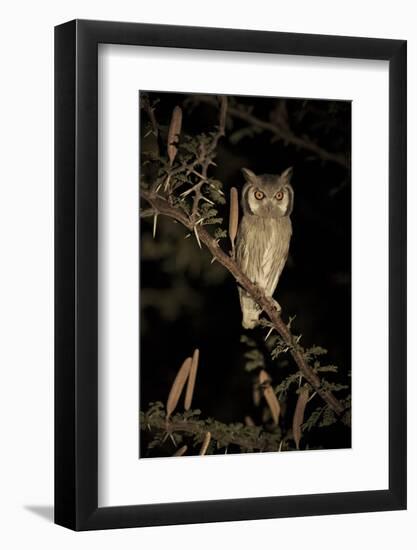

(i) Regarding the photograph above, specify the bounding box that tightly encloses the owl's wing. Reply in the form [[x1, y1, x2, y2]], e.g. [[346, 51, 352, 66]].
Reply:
[[265, 252, 288, 296], [236, 217, 291, 295], [236, 240, 247, 271], [236, 218, 258, 280], [262, 222, 291, 296]]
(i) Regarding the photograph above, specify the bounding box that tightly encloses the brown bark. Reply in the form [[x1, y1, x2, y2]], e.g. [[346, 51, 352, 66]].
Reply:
[[189, 96, 348, 168]]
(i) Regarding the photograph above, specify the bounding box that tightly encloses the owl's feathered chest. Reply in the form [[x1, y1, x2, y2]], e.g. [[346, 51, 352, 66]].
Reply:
[[236, 215, 292, 291]]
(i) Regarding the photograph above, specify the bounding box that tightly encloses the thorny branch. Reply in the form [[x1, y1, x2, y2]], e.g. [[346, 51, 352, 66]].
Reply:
[[188, 95, 348, 168], [141, 411, 283, 453], [140, 188, 345, 415], [140, 95, 160, 151], [191, 96, 227, 219]]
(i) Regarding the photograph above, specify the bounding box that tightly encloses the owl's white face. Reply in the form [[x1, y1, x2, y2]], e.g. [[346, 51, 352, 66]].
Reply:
[[241, 168, 294, 219]]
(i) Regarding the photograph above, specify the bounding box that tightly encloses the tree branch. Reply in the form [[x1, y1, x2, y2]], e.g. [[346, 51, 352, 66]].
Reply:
[[189, 96, 348, 168], [191, 96, 227, 219], [141, 188, 345, 415], [141, 410, 282, 453], [140, 94, 160, 149]]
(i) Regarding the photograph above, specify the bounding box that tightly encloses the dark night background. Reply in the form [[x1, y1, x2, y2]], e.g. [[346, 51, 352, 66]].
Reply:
[[139, 91, 351, 457]]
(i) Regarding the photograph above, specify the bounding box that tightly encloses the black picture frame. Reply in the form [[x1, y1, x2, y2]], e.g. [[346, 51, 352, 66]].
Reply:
[[55, 19, 407, 531]]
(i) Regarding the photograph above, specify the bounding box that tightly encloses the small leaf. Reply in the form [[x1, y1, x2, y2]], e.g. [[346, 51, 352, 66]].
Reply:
[[319, 406, 337, 427], [214, 228, 227, 239]]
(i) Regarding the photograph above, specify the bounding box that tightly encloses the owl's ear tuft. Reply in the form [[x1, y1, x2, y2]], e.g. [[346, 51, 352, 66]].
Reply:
[[281, 167, 293, 182], [241, 168, 257, 184]]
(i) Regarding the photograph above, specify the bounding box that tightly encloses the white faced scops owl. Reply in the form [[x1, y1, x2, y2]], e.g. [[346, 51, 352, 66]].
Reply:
[[236, 167, 294, 329]]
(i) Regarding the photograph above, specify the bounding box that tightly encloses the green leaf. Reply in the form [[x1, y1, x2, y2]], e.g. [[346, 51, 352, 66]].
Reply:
[[302, 407, 325, 431], [214, 228, 227, 239], [243, 348, 265, 372], [341, 409, 351, 427], [319, 406, 337, 427], [304, 345, 329, 363], [229, 127, 256, 144], [322, 381, 349, 392], [316, 364, 338, 373], [203, 217, 223, 226], [271, 337, 291, 359], [274, 372, 301, 394]]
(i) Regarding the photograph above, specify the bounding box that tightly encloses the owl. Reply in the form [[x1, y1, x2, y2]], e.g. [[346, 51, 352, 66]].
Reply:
[[236, 167, 294, 329]]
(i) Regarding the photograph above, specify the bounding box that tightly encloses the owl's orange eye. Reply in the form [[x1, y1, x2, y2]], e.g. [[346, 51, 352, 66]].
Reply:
[[254, 190, 264, 200], [275, 191, 284, 201]]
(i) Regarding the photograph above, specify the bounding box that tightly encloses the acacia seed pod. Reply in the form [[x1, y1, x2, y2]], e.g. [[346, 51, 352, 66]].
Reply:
[[173, 445, 188, 457], [258, 369, 270, 385], [264, 386, 280, 425], [229, 187, 239, 252], [166, 356, 192, 418], [184, 348, 199, 411], [259, 370, 280, 425], [253, 381, 261, 407], [199, 431, 211, 456], [167, 106, 182, 166], [293, 386, 310, 450], [262, 406, 271, 424], [244, 416, 256, 427]]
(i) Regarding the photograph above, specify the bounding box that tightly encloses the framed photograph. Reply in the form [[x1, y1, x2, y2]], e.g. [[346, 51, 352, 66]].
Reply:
[[55, 19, 406, 530]]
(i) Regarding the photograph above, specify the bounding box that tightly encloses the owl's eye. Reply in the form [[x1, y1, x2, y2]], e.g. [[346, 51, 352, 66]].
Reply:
[[275, 190, 284, 201], [254, 190, 264, 200]]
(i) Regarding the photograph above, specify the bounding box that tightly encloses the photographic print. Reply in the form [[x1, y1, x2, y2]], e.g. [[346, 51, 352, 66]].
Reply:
[[55, 21, 406, 529], [139, 91, 351, 458]]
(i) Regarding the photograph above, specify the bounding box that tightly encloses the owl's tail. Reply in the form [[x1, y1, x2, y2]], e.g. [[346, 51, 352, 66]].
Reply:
[[238, 289, 262, 329]]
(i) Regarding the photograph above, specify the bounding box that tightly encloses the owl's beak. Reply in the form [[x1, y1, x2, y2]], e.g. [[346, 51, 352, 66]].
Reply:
[[266, 201, 274, 215]]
